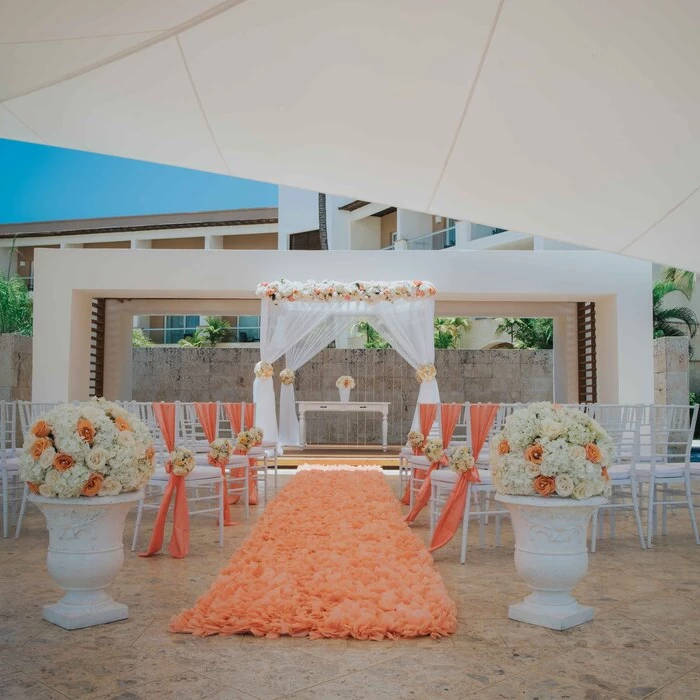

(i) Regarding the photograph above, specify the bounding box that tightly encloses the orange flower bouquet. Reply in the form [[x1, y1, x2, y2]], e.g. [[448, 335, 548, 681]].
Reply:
[[489, 402, 613, 499], [19, 397, 155, 498]]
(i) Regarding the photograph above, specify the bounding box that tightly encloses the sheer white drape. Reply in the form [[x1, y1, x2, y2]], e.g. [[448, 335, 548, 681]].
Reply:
[[373, 298, 440, 428], [279, 315, 354, 445]]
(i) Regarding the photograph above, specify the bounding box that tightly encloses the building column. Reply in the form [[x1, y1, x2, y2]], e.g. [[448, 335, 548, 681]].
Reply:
[[103, 300, 133, 400], [454, 221, 471, 249]]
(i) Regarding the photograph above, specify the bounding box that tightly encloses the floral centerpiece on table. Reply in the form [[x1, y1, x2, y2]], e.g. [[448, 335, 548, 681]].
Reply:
[[448, 445, 475, 474], [424, 438, 444, 464], [336, 375, 355, 390], [19, 398, 155, 498], [407, 430, 425, 454], [279, 368, 295, 385], [490, 402, 613, 499], [167, 447, 195, 477], [208, 438, 235, 469]]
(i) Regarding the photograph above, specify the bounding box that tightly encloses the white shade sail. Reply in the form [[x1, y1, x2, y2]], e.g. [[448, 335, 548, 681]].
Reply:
[[3, 1, 700, 269]]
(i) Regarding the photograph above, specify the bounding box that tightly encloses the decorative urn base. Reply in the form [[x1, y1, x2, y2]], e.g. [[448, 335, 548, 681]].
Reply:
[[495, 494, 606, 631], [29, 491, 142, 630], [338, 387, 351, 402]]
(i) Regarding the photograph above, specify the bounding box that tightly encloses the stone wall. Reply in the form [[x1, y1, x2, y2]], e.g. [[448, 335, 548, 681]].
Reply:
[[0, 333, 32, 401], [654, 336, 690, 405], [132, 347, 553, 444]]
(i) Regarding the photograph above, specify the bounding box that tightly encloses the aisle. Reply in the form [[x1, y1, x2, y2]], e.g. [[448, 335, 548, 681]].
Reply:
[[171, 466, 456, 640]]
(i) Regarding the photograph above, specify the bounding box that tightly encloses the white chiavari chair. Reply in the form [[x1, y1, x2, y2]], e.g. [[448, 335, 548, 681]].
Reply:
[[1, 401, 22, 538]]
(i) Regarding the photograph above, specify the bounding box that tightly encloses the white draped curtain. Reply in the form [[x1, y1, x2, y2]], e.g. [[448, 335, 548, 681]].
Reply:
[[256, 295, 439, 448]]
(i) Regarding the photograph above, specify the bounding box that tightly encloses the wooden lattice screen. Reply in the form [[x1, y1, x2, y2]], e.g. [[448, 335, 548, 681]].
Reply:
[[89, 298, 106, 398], [577, 301, 597, 403]]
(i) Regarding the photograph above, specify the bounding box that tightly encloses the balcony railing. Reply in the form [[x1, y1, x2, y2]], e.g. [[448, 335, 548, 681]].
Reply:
[[382, 226, 456, 251]]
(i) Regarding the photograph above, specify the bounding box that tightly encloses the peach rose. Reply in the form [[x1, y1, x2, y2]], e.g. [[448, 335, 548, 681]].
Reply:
[[498, 440, 510, 455], [27, 482, 41, 495], [533, 475, 556, 497], [585, 443, 602, 463], [525, 443, 544, 465], [114, 416, 132, 432], [145, 445, 155, 462], [53, 453, 75, 472], [31, 420, 51, 438], [30, 437, 52, 460], [601, 466, 609, 481], [81, 473, 104, 497], [77, 419, 96, 444]]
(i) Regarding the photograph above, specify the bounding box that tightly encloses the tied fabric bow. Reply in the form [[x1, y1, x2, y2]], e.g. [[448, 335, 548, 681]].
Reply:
[[140, 403, 190, 559], [400, 403, 438, 505], [224, 403, 258, 505], [405, 403, 462, 524], [429, 403, 499, 552]]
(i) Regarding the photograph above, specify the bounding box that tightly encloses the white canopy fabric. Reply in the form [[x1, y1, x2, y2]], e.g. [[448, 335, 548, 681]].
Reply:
[[3, 1, 700, 269]]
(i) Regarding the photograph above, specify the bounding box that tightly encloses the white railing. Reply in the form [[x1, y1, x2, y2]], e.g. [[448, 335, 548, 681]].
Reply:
[[382, 226, 457, 251]]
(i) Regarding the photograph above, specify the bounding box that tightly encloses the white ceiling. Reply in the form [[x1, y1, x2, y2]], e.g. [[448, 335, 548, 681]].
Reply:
[[2, 0, 699, 269]]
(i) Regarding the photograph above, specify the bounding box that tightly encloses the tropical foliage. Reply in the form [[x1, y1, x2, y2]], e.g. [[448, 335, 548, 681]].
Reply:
[[495, 318, 553, 349], [0, 275, 33, 335], [653, 280, 697, 340], [663, 267, 696, 299], [178, 316, 233, 347], [354, 321, 391, 349], [132, 328, 154, 347], [433, 317, 470, 348]]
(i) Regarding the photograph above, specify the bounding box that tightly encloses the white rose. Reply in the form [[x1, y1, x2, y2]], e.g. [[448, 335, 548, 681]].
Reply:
[[38, 484, 56, 498], [541, 419, 564, 440], [572, 481, 594, 500], [87, 447, 108, 471], [525, 461, 541, 478], [39, 447, 57, 469], [569, 445, 586, 461], [117, 432, 135, 447], [134, 442, 147, 459], [554, 474, 575, 497], [98, 477, 122, 497]]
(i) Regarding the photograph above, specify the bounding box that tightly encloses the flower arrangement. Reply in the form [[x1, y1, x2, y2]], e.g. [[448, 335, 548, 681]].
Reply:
[[248, 426, 264, 446], [254, 361, 274, 379], [336, 375, 355, 390], [448, 445, 475, 474], [167, 447, 196, 477], [407, 430, 425, 453], [279, 368, 295, 385], [19, 398, 155, 498], [424, 438, 444, 464], [490, 402, 613, 499], [208, 438, 235, 469], [415, 364, 437, 383], [256, 279, 437, 304], [235, 430, 255, 454]]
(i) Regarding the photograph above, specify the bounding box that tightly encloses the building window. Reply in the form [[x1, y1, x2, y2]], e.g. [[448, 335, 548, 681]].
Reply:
[[289, 230, 322, 250], [236, 315, 260, 342], [445, 219, 456, 248], [165, 315, 200, 344]]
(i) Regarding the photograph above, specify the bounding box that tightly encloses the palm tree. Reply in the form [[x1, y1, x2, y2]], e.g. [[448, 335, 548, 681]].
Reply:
[[0, 275, 32, 335], [178, 328, 208, 347], [132, 328, 154, 347], [663, 267, 696, 299], [433, 317, 470, 348], [495, 318, 520, 345], [495, 317, 553, 349], [653, 280, 697, 339], [200, 316, 232, 346], [318, 193, 328, 250], [354, 320, 391, 348]]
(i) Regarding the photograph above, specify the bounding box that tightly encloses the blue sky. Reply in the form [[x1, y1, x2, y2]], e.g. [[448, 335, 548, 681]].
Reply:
[[0, 139, 278, 224]]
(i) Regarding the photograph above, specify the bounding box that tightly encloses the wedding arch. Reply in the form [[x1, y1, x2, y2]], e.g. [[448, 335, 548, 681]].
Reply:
[[254, 279, 440, 447]]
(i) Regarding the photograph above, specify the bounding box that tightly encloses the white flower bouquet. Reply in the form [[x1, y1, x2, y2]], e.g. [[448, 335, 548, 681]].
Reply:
[[248, 426, 264, 446], [167, 447, 195, 477], [208, 438, 235, 469], [235, 430, 255, 454], [424, 437, 444, 464], [336, 376, 355, 390], [254, 361, 274, 379], [279, 368, 295, 385], [407, 430, 425, 454], [415, 364, 437, 383], [489, 402, 613, 499], [448, 445, 475, 474], [19, 398, 155, 498]]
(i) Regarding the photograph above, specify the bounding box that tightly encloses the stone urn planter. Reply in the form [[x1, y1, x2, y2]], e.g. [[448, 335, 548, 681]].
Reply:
[[29, 491, 142, 630], [495, 494, 606, 631], [338, 386, 352, 402]]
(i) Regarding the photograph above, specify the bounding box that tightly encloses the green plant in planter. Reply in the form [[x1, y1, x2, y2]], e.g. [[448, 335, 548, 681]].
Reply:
[[0, 275, 33, 335]]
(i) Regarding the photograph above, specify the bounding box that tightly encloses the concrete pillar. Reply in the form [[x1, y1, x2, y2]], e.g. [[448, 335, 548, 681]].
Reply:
[[454, 221, 471, 249], [103, 300, 133, 400]]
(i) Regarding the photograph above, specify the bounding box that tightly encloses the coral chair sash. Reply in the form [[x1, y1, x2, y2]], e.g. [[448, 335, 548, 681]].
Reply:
[[400, 403, 438, 505], [140, 403, 190, 559], [224, 403, 243, 434], [429, 403, 499, 553], [405, 403, 462, 523], [243, 402, 255, 430]]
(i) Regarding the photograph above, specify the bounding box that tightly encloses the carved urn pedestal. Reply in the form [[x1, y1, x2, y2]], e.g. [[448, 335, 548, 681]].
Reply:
[[495, 494, 606, 631], [29, 491, 142, 630]]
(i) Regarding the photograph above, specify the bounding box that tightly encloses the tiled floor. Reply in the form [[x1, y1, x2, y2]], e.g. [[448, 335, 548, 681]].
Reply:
[[2, 474, 700, 700]]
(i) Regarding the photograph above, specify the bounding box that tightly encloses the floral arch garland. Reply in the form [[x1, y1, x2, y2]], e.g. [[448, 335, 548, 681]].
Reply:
[[253, 279, 440, 448]]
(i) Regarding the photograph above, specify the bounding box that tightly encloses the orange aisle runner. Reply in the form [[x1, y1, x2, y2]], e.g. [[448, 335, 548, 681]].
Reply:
[[170, 466, 457, 640]]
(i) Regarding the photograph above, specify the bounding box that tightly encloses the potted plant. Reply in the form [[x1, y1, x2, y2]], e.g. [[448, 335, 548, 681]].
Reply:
[[490, 402, 611, 630], [19, 397, 155, 629], [336, 375, 355, 402]]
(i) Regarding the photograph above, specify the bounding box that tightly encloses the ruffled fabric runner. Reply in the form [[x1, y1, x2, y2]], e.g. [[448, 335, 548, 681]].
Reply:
[[170, 468, 457, 639]]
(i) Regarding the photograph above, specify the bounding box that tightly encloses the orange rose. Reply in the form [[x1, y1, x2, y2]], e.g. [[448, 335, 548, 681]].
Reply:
[[32, 420, 51, 438], [601, 466, 609, 481], [53, 453, 75, 472], [585, 443, 602, 463], [525, 443, 544, 465], [114, 416, 132, 432], [81, 473, 104, 497], [30, 437, 52, 460], [145, 446, 155, 462], [77, 419, 96, 444], [533, 475, 556, 496], [498, 440, 510, 455], [27, 482, 41, 495]]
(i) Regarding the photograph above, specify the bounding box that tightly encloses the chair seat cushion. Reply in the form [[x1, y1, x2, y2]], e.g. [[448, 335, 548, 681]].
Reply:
[[607, 464, 631, 480], [407, 455, 430, 467], [635, 464, 687, 479], [151, 465, 222, 481], [431, 468, 492, 486]]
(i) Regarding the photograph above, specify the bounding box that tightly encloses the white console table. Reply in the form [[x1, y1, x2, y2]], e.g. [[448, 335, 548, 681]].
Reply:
[[297, 401, 390, 451]]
